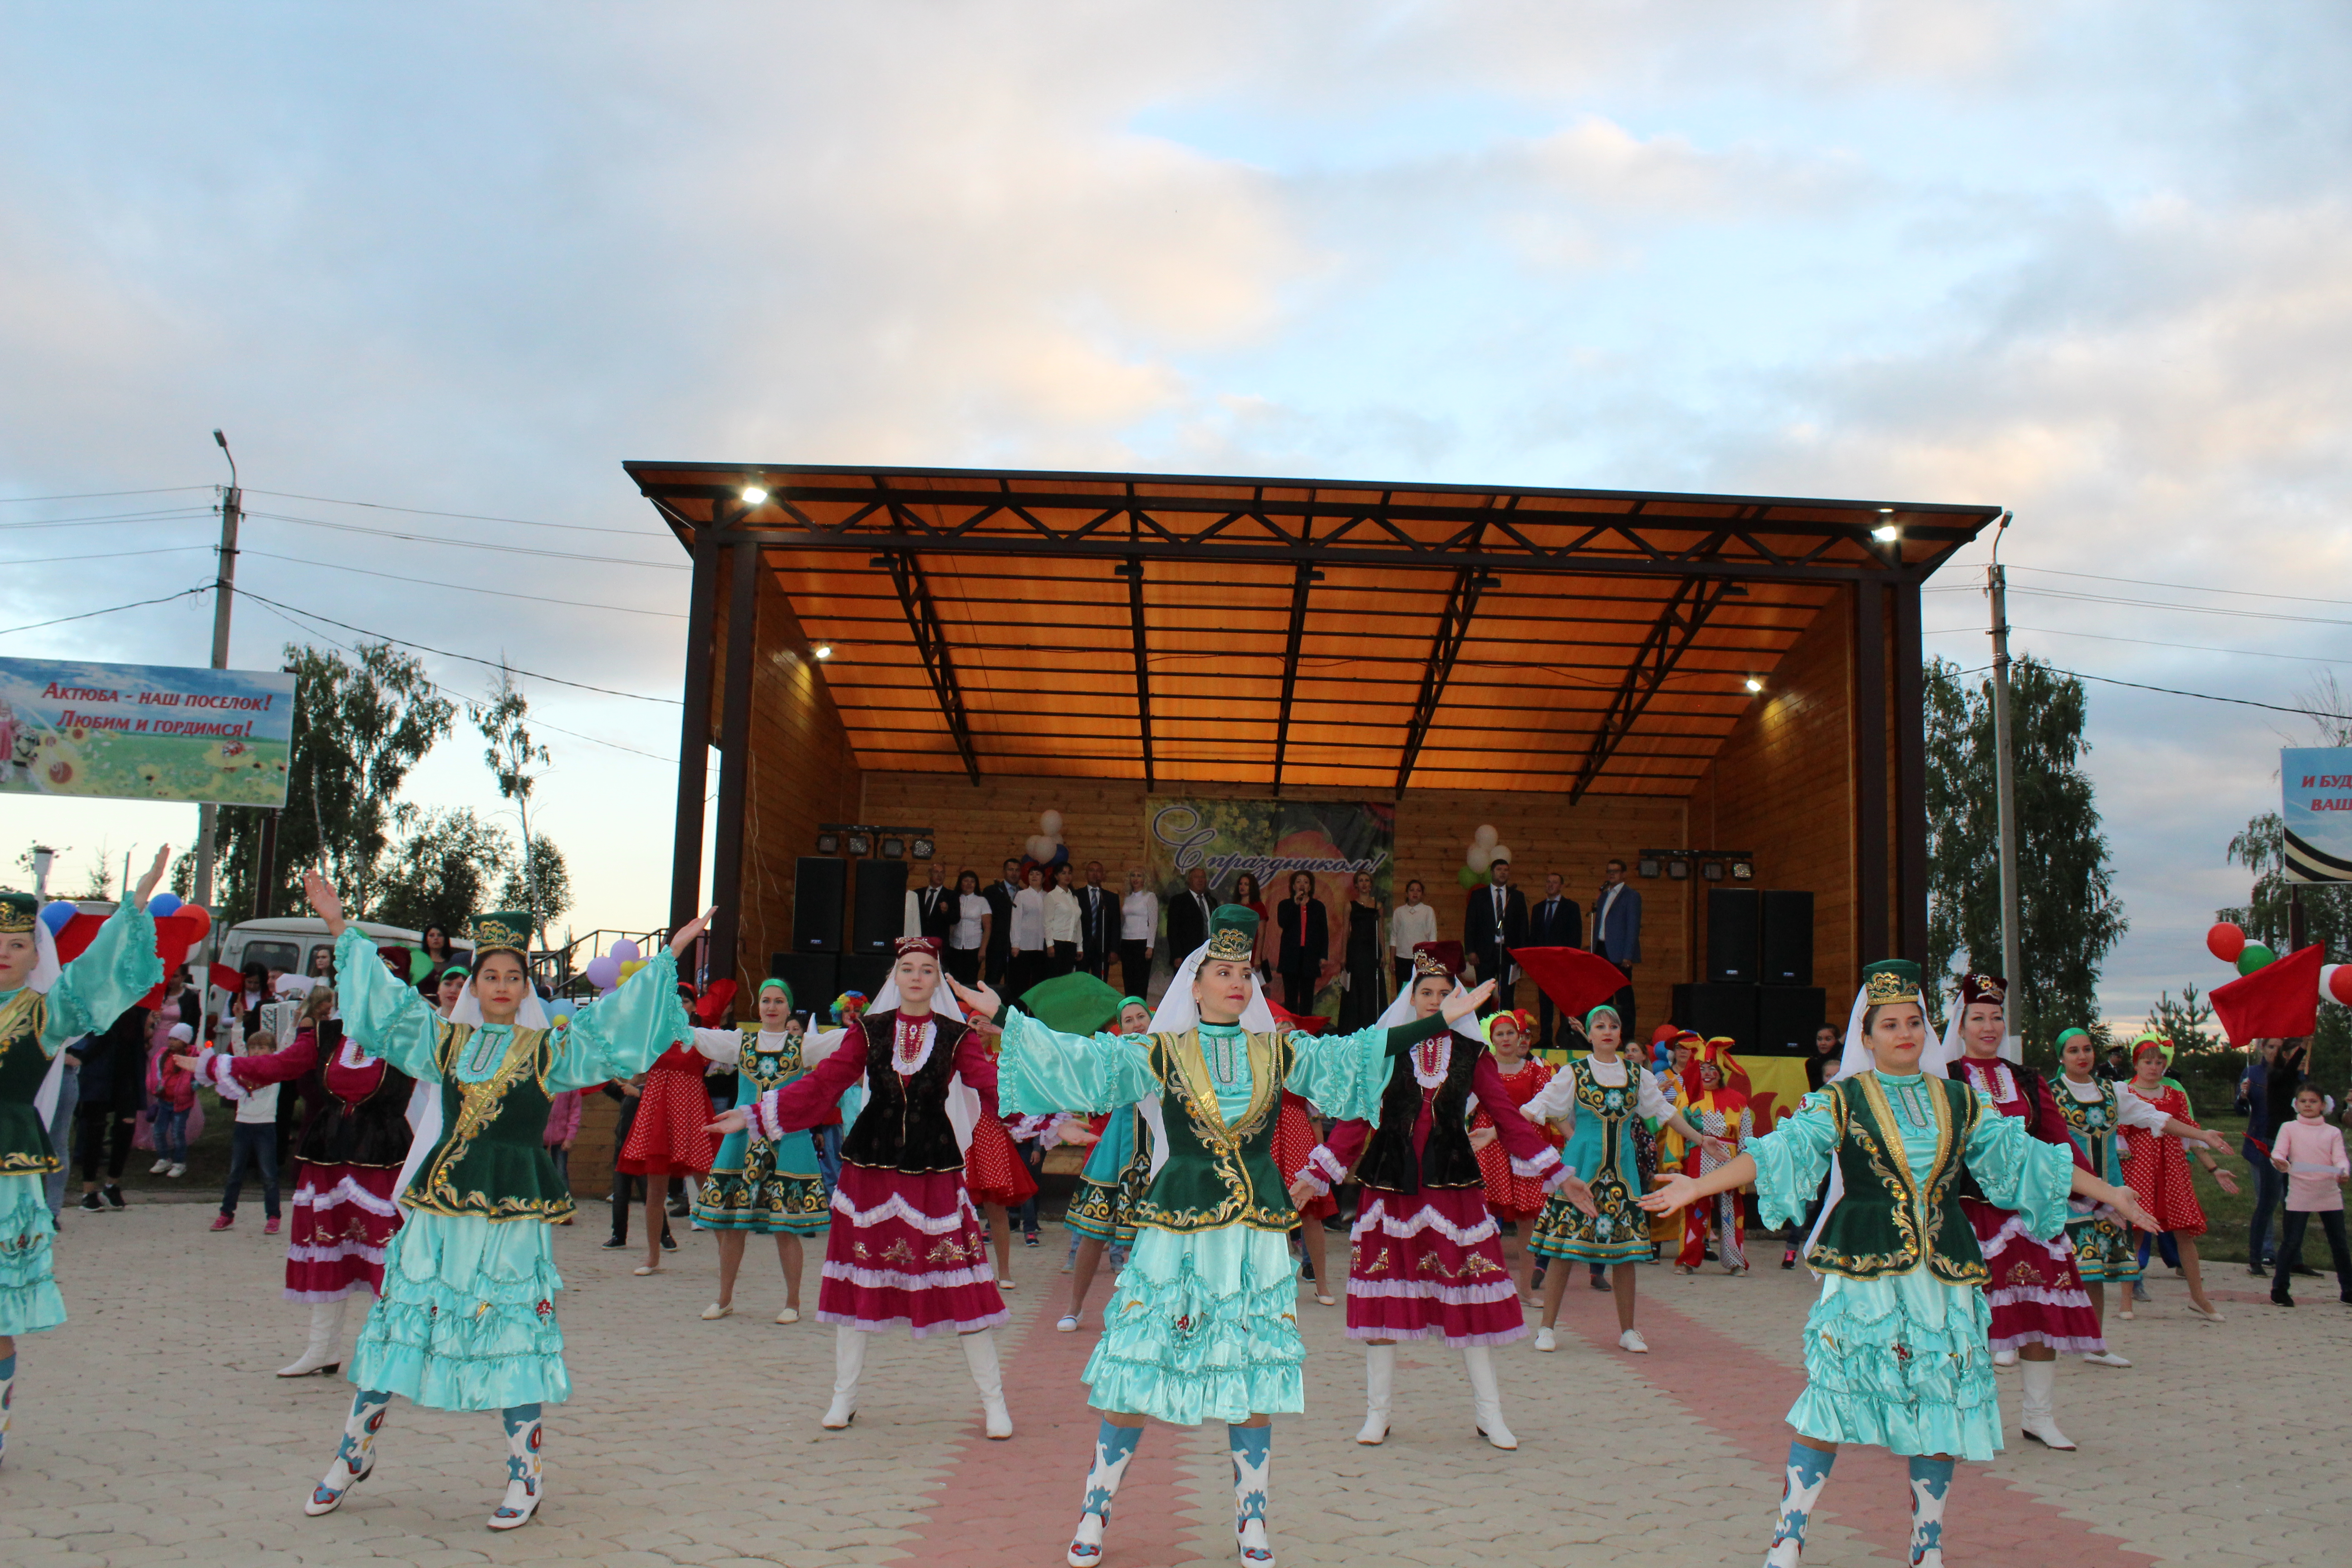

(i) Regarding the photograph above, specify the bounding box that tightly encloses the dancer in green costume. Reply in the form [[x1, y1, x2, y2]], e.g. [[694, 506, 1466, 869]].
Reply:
[[1641, 960, 2159, 1568]]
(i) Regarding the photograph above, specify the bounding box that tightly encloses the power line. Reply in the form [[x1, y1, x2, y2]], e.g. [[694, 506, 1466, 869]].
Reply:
[[0, 485, 213, 505], [234, 588, 682, 705], [2014, 564, 2352, 611], [1922, 621, 2350, 666], [0, 584, 212, 638], [241, 550, 686, 619], [0, 505, 223, 532], [2063, 670, 2343, 720], [0, 544, 216, 568], [247, 487, 663, 538], [246, 510, 686, 571], [2008, 583, 2352, 630]]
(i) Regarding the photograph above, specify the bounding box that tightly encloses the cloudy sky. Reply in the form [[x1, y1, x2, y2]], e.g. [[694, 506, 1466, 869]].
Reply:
[[5, 1, 2348, 1017]]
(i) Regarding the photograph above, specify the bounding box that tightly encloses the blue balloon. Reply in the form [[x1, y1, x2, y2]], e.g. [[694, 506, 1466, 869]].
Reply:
[[147, 892, 184, 918], [39, 901, 77, 934]]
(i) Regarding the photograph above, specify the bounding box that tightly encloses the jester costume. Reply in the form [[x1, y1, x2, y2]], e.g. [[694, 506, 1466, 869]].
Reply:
[[1678, 1037, 1754, 1273]]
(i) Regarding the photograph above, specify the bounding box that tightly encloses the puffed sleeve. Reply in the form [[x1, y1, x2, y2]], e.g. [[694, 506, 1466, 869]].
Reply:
[[2113, 1089, 2173, 1134], [1750, 1089, 1843, 1231], [1297, 1118, 1366, 1194], [688, 1026, 745, 1068], [332, 925, 448, 1081], [999, 1009, 1157, 1117], [756, 1032, 871, 1137], [41, 902, 163, 1056], [1521, 1068, 1578, 1137], [1471, 1052, 1567, 1184], [549, 949, 693, 1091], [199, 1029, 322, 1101], [1960, 1088, 2078, 1241], [1288, 1012, 1448, 1124]]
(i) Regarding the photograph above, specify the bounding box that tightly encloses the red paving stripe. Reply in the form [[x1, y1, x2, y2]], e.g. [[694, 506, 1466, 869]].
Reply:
[[1549, 1270, 2157, 1567], [895, 1282, 1208, 1568]]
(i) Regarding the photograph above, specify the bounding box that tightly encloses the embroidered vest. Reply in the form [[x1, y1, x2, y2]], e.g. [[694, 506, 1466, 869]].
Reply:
[[1357, 1033, 1481, 1193], [1809, 1074, 1989, 1285], [733, 1029, 804, 1108], [405, 1022, 574, 1222], [839, 1009, 968, 1174], [2054, 1077, 2122, 1185], [1132, 1029, 1297, 1235], [0, 990, 58, 1175]]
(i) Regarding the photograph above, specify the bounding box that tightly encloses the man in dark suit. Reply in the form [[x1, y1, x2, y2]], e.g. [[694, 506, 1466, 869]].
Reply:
[[907, 862, 955, 945], [1524, 870, 1583, 1050], [1462, 858, 1528, 1014], [1591, 857, 1643, 1040], [1077, 861, 1118, 979], [982, 857, 1020, 987], [1164, 867, 1215, 961]]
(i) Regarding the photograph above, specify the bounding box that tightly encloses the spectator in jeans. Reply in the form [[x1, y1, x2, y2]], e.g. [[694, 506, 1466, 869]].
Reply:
[[75, 1004, 147, 1211], [147, 1022, 197, 1177], [211, 1028, 284, 1233], [42, 1036, 85, 1220], [2244, 1038, 2312, 1276], [601, 1076, 674, 1252]]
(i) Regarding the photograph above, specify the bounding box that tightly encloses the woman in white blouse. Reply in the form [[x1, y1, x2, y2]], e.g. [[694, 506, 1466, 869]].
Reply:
[[1044, 863, 1083, 978], [1388, 877, 1436, 990], [1008, 866, 1049, 997], [945, 869, 993, 986], [1117, 869, 1159, 999]]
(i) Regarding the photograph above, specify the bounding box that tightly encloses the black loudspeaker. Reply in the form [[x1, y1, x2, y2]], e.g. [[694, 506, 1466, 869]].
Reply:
[[1760, 890, 1815, 985], [768, 951, 838, 1015], [1755, 985, 1830, 1055], [794, 858, 848, 953], [1671, 983, 1759, 1050], [851, 860, 910, 955], [1706, 888, 1761, 984], [839, 952, 892, 1002]]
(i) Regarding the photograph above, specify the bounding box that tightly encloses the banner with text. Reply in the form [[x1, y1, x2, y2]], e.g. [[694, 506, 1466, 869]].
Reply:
[[0, 657, 298, 806], [1147, 796, 1393, 1020], [2283, 746, 2352, 883]]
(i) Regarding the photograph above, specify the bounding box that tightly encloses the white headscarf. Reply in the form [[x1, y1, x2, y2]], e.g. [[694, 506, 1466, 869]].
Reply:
[[1375, 970, 1485, 1045], [400, 948, 554, 1200], [1808, 976, 1945, 1270], [27, 908, 68, 1124], [872, 958, 979, 1154], [1147, 940, 1279, 1036]]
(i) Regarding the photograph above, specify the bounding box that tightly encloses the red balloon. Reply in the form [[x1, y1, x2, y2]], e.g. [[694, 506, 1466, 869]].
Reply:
[[2328, 965, 2352, 1006], [2206, 922, 2247, 963], [180, 903, 212, 940]]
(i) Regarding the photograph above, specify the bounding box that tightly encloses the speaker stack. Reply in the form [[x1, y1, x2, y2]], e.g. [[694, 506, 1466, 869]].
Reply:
[[1673, 887, 1823, 1055]]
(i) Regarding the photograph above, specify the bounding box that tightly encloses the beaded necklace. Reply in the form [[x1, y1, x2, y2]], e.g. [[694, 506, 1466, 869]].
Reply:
[[1884, 1074, 1936, 1131], [892, 1014, 933, 1076], [1411, 1034, 1450, 1090], [1202, 1024, 1243, 1087]]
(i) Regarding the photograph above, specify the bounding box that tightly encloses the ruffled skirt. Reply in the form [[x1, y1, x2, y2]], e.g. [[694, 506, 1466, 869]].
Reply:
[[2067, 1203, 2143, 1285], [1344, 1186, 1525, 1346], [347, 1210, 567, 1411], [616, 1064, 718, 1177], [1965, 1198, 2104, 1354], [963, 1116, 1039, 1209], [1787, 1271, 2004, 1461], [285, 1161, 404, 1302], [0, 1172, 66, 1337], [1084, 1225, 1304, 1425], [1473, 1120, 1550, 1222], [1065, 1150, 1150, 1246], [817, 1162, 1008, 1338], [696, 1128, 829, 1236], [1272, 1097, 1337, 1221], [1529, 1164, 1654, 1263]]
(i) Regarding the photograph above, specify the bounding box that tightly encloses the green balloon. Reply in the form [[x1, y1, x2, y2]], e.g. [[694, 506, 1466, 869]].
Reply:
[[2235, 943, 2276, 975], [1457, 864, 1483, 890]]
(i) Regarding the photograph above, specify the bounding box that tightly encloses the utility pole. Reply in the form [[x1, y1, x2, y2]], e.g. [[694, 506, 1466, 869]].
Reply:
[[191, 430, 241, 924], [1988, 513, 2024, 1051]]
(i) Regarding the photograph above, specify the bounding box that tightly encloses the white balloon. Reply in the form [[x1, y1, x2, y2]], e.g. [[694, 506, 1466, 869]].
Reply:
[[1040, 809, 1064, 839], [1025, 834, 1055, 862], [1473, 824, 1499, 849], [1490, 845, 1514, 868], [1466, 845, 1494, 872]]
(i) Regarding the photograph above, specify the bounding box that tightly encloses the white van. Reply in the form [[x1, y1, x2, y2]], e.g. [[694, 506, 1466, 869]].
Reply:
[[217, 916, 473, 1000]]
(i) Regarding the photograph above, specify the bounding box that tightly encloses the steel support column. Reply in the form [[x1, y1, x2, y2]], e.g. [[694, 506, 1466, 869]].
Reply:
[[882, 551, 982, 784], [1270, 561, 1317, 793], [1854, 580, 1891, 965], [1124, 559, 1155, 788], [707, 539, 760, 986], [1396, 567, 1488, 793], [1570, 577, 1735, 803], [668, 522, 720, 932], [1891, 577, 1928, 964]]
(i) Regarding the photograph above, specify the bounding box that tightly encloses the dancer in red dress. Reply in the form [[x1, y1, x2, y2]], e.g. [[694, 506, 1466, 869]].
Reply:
[[616, 1027, 720, 1277], [964, 1057, 1039, 1291], [1943, 971, 2097, 1451], [186, 982, 416, 1378], [2117, 1034, 2238, 1322], [711, 936, 1013, 1436], [1275, 1087, 1341, 1306], [1296, 943, 1590, 1450], [1469, 1008, 1555, 1304]]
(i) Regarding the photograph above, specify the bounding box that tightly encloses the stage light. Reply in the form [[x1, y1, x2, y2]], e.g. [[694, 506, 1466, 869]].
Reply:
[[845, 831, 872, 858], [813, 644, 833, 660], [1700, 859, 1726, 882], [816, 831, 842, 855], [910, 837, 936, 860], [741, 486, 768, 505], [1872, 524, 1899, 542], [1666, 858, 1691, 881], [1744, 676, 1764, 693], [880, 836, 906, 860], [1729, 857, 1755, 880], [1637, 853, 1663, 879]]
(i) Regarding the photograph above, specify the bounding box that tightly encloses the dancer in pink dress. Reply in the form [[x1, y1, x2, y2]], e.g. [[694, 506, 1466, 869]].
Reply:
[[1295, 941, 1590, 1450], [712, 936, 1013, 1437]]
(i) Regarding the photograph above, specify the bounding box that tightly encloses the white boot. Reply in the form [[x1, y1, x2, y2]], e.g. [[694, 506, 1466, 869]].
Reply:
[[279, 1298, 348, 1378], [488, 1405, 544, 1529], [2018, 1357, 2075, 1450], [823, 1327, 867, 1430], [960, 1329, 1014, 1439], [1461, 1345, 1517, 1450], [1355, 1343, 1395, 1445], [305, 1388, 391, 1515]]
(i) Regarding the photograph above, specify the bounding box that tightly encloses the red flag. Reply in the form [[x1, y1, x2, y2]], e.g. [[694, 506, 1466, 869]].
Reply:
[[2210, 943, 2322, 1043], [1509, 946, 1632, 1021]]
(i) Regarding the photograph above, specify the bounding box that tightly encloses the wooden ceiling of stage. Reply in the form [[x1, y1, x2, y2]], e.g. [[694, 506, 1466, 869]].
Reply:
[[626, 462, 2000, 797]]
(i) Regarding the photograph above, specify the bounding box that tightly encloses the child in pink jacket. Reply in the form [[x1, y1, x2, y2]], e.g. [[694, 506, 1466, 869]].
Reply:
[[544, 1088, 585, 1224], [2269, 1084, 2351, 1307]]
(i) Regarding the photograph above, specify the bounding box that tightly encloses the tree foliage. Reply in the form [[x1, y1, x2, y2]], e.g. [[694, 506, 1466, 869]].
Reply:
[[375, 808, 513, 934], [471, 662, 557, 947], [2216, 809, 2352, 1088], [1924, 654, 2127, 1056], [499, 834, 572, 936]]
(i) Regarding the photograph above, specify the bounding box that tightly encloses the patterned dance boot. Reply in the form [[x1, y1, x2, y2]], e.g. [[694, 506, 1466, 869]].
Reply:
[[1230, 1424, 1274, 1565], [1763, 1440, 1835, 1566], [1355, 1342, 1394, 1445], [959, 1328, 1014, 1439], [305, 1388, 392, 1515], [1461, 1345, 1517, 1450], [824, 1326, 867, 1429], [279, 1298, 347, 1378], [488, 1404, 544, 1530], [1906, 1455, 1955, 1568], [1066, 1420, 1142, 1566]]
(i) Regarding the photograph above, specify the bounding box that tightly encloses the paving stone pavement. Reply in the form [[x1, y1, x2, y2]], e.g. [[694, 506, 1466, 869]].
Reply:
[[3, 1204, 2343, 1567]]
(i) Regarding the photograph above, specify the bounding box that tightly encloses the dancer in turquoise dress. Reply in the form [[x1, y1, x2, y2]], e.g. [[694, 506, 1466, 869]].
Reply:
[[686, 977, 858, 1324], [297, 870, 709, 1531], [961, 905, 1494, 1568], [1641, 960, 2158, 1568], [1058, 995, 1155, 1335], [0, 847, 169, 1465]]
